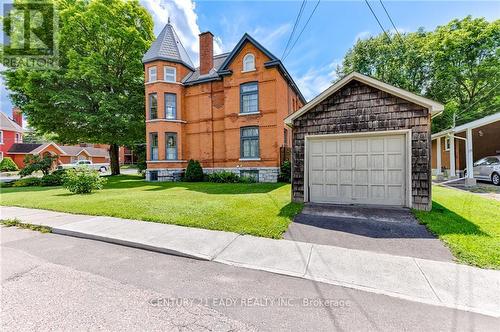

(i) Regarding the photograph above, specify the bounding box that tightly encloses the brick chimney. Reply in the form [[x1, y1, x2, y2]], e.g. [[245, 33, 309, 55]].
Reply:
[[12, 107, 22, 127], [199, 31, 214, 75]]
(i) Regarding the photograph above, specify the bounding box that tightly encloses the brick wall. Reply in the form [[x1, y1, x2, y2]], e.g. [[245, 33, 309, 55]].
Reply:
[[291, 80, 432, 210]]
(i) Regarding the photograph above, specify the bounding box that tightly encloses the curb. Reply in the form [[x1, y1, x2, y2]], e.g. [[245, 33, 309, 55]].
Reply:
[[2, 216, 499, 318]]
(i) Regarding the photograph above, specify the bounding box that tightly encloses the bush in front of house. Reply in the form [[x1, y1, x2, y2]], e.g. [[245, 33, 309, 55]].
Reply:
[[206, 171, 257, 184], [19, 154, 58, 177], [0, 157, 19, 172], [63, 168, 106, 194], [184, 159, 204, 182], [41, 169, 67, 186], [239, 175, 257, 184], [11, 177, 42, 187], [278, 161, 291, 183], [206, 171, 240, 183]]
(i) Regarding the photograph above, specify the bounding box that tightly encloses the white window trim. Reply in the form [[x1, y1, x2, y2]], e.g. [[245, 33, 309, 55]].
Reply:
[[444, 137, 450, 151], [164, 66, 177, 83], [242, 53, 255, 72], [148, 66, 157, 82], [239, 158, 261, 161], [0, 130, 3, 144]]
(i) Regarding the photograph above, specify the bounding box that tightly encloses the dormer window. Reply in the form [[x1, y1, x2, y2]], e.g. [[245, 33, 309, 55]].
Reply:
[[164, 66, 176, 82], [148, 66, 157, 82], [243, 53, 255, 72]]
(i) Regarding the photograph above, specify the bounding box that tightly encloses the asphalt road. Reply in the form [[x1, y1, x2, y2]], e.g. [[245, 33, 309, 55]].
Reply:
[[1, 226, 498, 331]]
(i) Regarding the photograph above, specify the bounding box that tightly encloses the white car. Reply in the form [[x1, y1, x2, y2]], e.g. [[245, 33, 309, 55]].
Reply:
[[58, 160, 109, 173], [464, 155, 500, 186]]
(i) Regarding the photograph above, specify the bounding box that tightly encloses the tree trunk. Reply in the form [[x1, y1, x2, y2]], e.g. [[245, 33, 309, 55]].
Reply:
[[109, 143, 120, 175]]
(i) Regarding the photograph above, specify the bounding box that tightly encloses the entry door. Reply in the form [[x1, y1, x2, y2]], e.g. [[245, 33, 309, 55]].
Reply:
[[308, 134, 407, 206]]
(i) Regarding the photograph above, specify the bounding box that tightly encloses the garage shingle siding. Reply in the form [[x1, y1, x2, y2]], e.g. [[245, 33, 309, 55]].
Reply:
[[292, 80, 432, 210]]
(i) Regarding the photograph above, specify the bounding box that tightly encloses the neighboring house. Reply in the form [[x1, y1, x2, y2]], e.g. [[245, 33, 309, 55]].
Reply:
[[0, 108, 24, 161], [431, 112, 500, 182], [142, 22, 305, 182], [285, 72, 444, 211], [7, 142, 109, 168]]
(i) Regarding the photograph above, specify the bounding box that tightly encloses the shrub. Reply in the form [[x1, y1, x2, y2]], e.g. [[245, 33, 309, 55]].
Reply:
[[239, 175, 257, 184], [278, 161, 291, 183], [41, 169, 67, 186], [19, 154, 58, 177], [184, 159, 203, 182], [0, 157, 19, 172], [11, 177, 42, 187], [207, 171, 240, 183], [63, 168, 106, 194]]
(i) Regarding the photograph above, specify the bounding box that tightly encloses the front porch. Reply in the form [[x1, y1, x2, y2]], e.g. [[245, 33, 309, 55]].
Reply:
[[431, 112, 500, 186]]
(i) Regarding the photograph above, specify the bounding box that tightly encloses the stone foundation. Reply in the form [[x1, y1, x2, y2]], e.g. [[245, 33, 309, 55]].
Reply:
[[146, 167, 279, 183]]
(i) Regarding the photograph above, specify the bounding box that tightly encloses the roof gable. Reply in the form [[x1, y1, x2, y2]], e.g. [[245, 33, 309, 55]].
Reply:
[[31, 142, 66, 155], [218, 33, 278, 73], [0, 112, 23, 132], [285, 72, 444, 125], [217, 33, 306, 104], [142, 23, 195, 70]]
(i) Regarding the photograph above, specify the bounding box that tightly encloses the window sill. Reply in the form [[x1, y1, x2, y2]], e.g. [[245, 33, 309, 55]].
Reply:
[[239, 158, 261, 161], [145, 80, 181, 85], [241, 69, 256, 73], [148, 160, 187, 163], [238, 112, 260, 116], [146, 119, 187, 124]]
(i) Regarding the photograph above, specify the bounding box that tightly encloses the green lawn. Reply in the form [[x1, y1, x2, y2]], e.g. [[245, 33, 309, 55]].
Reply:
[[1, 175, 302, 239], [414, 186, 500, 269]]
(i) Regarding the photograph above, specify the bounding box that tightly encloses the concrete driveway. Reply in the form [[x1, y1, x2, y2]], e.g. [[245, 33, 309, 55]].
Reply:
[[285, 204, 453, 262]]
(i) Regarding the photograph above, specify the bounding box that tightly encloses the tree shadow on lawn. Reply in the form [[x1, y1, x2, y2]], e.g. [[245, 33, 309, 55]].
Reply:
[[104, 175, 288, 195], [278, 202, 305, 220], [414, 201, 489, 237]]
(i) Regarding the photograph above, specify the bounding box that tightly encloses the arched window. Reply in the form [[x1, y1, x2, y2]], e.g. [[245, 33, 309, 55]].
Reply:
[[243, 53, 255, 71]]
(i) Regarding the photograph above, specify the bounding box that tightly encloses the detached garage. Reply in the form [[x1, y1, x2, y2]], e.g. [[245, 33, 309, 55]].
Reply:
[[285, 72, 444, 211]]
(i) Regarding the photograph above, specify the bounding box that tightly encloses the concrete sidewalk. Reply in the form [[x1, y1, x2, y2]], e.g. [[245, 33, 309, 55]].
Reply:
[[1, 205, 499, 317]]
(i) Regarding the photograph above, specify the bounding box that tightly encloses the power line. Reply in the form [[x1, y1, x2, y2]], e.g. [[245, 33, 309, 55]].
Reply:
[[281, 0, 307, 59], [363, 0, 390, 41], [283, 0, 321, 61], [379, 0, 402, 41]]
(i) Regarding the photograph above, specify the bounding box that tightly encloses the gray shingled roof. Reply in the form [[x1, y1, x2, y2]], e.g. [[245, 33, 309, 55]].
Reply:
[[142, 23, 195, 70], [182, 53, 229, 85]]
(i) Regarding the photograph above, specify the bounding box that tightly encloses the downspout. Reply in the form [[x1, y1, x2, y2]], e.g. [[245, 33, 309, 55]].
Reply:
[[211, 82, 215, 168]]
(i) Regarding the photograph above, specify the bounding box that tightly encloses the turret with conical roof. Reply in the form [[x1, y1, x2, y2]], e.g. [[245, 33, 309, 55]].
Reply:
[[142, 22, 195, 71]]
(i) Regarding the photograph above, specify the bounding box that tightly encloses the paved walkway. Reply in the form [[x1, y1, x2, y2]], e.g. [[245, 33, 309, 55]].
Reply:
[[1, 206, 499, 318]]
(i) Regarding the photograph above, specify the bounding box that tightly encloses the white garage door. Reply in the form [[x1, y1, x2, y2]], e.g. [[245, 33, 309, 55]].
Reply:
[[308, 134, 407, 206]]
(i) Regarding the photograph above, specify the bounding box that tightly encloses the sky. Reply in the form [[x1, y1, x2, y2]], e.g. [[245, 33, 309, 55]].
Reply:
[[1, 0, 499, 118]]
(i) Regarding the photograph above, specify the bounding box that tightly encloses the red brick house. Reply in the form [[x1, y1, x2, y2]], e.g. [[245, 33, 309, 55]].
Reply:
[[143, 23, 305, 182], [0, 108, 24, 161], [7, 142, 109, 168]]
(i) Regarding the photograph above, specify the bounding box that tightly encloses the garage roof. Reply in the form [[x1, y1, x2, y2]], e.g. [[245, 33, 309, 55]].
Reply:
[[284, 72, 444, 126]]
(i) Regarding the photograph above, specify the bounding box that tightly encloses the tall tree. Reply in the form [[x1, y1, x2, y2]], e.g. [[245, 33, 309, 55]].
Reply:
[[338, 17, 500, 133], [2, 0, 154, 174]]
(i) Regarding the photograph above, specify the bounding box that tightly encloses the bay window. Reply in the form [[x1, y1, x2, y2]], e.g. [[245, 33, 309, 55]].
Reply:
[[165, 133, 177, 160]]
